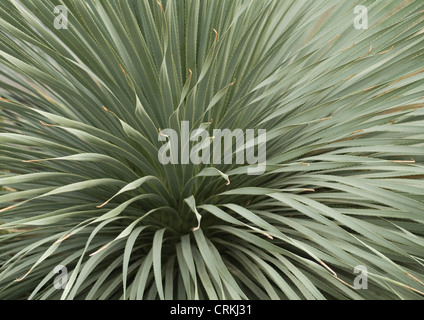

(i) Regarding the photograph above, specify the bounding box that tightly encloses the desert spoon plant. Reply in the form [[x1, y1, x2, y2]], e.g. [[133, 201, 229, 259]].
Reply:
[[1, 0, 424, 300]]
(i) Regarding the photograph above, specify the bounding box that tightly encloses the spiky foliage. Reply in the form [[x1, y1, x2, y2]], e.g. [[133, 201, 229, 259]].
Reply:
[[1, 0, 424, 300]]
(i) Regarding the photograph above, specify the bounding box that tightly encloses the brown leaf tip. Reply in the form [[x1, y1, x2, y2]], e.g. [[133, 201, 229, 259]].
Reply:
[[341, 43, 355, 53], [156, 0, 164, 13], [40, 121, 55, 127], [213, 29, 218, 43]]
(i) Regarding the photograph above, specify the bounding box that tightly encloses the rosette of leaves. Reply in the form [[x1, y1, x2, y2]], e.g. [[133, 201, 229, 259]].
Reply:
[[0, 0, 424, 300]]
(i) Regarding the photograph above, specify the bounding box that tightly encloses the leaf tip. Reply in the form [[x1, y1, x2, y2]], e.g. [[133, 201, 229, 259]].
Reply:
[[358, 44, 374, 59], [0, 205, 16, 213], [55, 233, 72, 244], [119, 65, 127, 76], [90, 244, 109, 257], [156, 0, 164, 13], [96, 200, 109, 208], [362, 85, 376, 92], [378, 45, 394, 55], [351, 129, 365, 135], [14, 270, 32, 282], [213, 28, 218, 43], [263, 232, 273, 240], [39, 121, 55, 127], [392, 159, 415, 164], [340, 43, 355, 53]]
